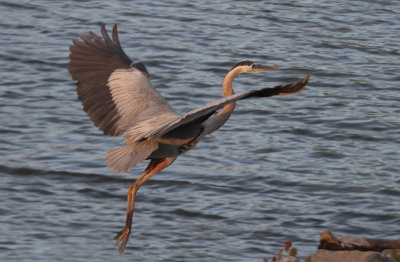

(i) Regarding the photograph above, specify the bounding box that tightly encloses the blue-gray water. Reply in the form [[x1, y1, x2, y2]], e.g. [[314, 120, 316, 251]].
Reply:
[[1, 1, 399, 261]]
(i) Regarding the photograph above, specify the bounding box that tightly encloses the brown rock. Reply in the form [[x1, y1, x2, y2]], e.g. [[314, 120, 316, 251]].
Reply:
[[307, 249, 396, 262]]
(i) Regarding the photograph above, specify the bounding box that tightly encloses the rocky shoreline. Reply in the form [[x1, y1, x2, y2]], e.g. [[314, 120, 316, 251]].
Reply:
[[306, 249, 400, 262], [264, 231, 400, 262]]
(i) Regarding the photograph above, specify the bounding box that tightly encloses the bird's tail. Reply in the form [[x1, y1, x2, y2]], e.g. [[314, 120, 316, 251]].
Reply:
[[105, 142, 157, 173]]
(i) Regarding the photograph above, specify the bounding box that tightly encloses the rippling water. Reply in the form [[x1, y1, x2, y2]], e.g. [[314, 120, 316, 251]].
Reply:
[[1, 1, 399, 261]]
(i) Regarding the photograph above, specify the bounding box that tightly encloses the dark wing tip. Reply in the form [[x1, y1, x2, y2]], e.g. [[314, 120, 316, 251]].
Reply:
[[112, 24, 121, 46], [100, 24, 112, 43], [70, 23, 132, 68], [69, 24, 133, 137], [241, 75, 310, 99], [277, 75, 310, 95]]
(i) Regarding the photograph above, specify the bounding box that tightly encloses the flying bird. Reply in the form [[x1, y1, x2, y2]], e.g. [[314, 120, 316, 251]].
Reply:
[[69, 24, 310, 254]]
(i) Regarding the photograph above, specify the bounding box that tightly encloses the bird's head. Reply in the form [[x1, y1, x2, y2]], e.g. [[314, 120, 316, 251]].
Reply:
[[231, 60, 279, 74]]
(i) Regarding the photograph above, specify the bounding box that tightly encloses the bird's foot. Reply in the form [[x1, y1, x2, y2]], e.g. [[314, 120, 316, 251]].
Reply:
[[114, 227, 130, 254]]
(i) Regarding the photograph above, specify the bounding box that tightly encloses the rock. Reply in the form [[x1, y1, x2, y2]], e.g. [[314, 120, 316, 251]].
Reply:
[[381, 249, 400, 261], [318, 231, 400, 252], [307, 249, 396, 262]]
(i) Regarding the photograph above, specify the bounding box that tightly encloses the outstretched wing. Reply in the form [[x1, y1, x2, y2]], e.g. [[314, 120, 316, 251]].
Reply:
[[134, 75, 310, 141], [69, 24, 179, 136]]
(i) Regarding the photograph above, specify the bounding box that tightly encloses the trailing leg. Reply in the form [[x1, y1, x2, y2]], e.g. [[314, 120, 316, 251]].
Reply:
[[114, 157, 177, 254]]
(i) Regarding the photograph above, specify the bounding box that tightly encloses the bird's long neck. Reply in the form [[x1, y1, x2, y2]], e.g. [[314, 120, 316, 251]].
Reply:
[[203, 67, 242, 135], [220, 67, 239, 112]]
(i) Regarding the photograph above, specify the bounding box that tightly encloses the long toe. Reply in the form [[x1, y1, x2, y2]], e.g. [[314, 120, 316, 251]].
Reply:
[[114, 228, 130, 254]]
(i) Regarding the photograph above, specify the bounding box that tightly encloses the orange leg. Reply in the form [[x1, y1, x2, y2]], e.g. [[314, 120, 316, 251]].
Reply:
[[114, 156, 177, 254]]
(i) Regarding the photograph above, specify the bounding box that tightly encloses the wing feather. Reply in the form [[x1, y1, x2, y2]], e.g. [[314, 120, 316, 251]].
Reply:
[[135, 75, 310, 141], [69, 24, 178, 136], [107, 69, 179, 137]]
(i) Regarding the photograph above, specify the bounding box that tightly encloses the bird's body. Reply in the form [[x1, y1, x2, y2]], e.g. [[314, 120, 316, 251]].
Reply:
[[69, 24, 310, 254]]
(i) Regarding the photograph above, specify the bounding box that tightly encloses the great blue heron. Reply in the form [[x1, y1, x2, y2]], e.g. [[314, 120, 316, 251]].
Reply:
[[69, 24, 310, 254]]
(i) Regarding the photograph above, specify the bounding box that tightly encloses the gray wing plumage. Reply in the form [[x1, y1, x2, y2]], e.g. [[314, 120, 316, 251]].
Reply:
[[137, 75, 310, 141], [69, 24, 179, 137]]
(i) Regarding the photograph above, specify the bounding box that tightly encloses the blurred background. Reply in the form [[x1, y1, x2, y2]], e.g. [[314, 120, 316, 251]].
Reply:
[[0, 1, 399, 261]]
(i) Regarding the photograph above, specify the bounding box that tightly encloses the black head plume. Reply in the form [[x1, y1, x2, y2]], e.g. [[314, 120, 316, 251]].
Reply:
[[231, 60, 254, 70]]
